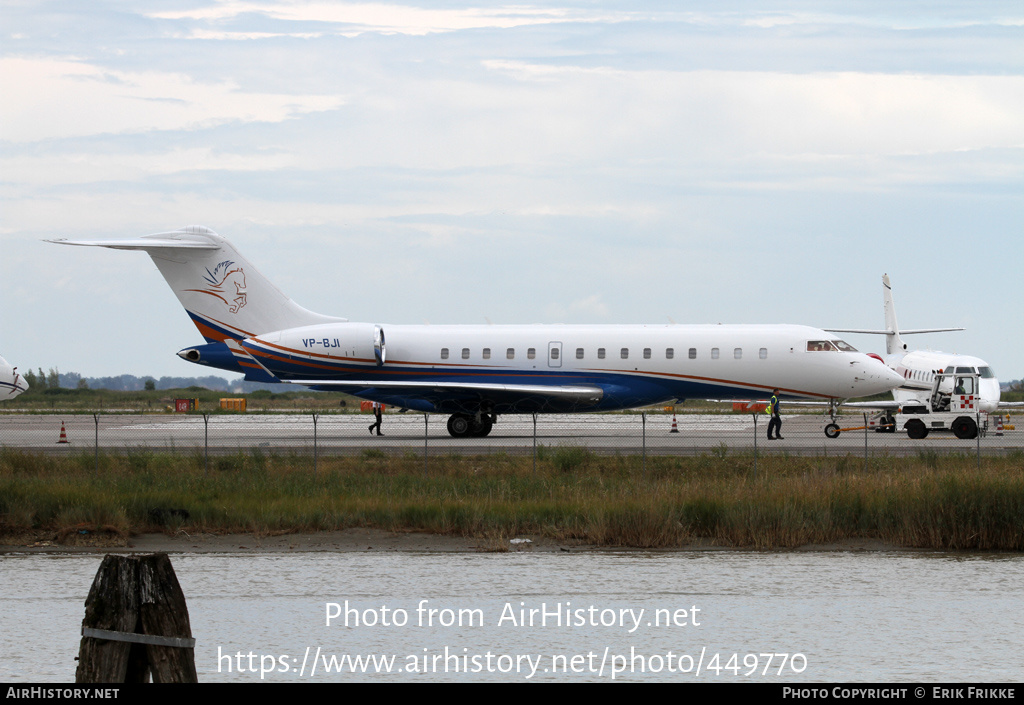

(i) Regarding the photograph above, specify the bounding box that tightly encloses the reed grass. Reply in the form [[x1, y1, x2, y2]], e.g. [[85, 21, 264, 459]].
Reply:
[[2, 447, 1023, 549]]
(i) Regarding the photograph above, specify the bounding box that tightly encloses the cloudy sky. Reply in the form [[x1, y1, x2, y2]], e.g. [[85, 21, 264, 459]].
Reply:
[[2, 1, 1022, 383]]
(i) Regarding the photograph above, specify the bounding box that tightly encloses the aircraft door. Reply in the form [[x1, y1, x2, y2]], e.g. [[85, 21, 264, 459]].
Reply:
[[548, 341, 562, 368]]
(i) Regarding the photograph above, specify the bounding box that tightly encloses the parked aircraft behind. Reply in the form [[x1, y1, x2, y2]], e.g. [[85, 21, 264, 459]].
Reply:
[[0, 355, 28, 400], [828, 273, 1013, 414], [49, 226, 903, 436]]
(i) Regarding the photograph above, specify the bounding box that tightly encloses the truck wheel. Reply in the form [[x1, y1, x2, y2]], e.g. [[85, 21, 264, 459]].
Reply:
[[906, 419, 928, 439], [824, 423, 841, 439], [952, 416, 978, 440]]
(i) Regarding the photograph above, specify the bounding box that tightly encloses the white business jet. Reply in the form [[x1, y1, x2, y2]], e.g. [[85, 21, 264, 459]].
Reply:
[[0, 355, 29, 400], [828, 273, 1008, 414], [49, 226, 903, 436]]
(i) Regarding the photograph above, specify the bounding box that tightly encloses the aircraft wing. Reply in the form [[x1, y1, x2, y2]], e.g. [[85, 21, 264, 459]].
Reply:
[[766, 399, 901, 410], [283, 379, 604, 406], [999, 401, 1024, 408]]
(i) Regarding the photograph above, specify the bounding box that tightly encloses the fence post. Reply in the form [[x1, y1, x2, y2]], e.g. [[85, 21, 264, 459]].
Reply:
[[752, 413, 758, 477], [312, 413, 319, 477], [93, 413, 99, 473], [532, 413, 537, 474], [641, 412, 647, 473], [977, 410, 981, 471], [202, 414, 209, 477], [423, 413, 429, 476], [863, 413, 868, 471]]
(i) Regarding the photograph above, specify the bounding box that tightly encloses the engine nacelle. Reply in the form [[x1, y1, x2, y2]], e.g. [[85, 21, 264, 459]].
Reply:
[[242, 322, 386, 377]]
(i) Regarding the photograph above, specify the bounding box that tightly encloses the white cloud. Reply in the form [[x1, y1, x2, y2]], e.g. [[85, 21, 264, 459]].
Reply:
[[477, 63, 1024, 160], [0, 57, 344, 142], [147, 1, 606, 36]]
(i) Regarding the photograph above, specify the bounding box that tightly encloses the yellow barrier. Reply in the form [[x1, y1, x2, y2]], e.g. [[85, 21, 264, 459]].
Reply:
[[219, 398, 247, 412]]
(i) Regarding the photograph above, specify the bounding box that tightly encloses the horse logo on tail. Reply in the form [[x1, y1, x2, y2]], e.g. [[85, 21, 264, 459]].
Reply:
[[186, 260, 248, 314]]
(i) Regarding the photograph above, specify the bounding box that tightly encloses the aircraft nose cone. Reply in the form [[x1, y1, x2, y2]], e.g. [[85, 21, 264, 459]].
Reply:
[[871, 364, 904, 394], [854, 357, 904, 395]]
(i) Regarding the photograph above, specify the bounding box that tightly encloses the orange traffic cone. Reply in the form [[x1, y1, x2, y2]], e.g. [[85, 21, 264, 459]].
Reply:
[[57, 421, 69, 444], [670, 414, 679, 433]]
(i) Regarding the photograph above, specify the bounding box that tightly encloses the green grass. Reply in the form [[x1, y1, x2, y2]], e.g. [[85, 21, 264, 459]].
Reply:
[[3, 447, 1024, 549]]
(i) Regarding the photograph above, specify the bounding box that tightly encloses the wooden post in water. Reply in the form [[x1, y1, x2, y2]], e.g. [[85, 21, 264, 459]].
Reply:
[[76, 553, 197, 683]]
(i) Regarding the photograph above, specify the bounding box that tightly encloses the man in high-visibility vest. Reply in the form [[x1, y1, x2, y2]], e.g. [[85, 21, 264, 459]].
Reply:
[[767, 388, 783, 440]]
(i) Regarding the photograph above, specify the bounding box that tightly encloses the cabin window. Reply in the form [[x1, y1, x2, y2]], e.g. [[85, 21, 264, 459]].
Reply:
[[440, 348, 449, 360], [759, 347, 768, 359], [666, 348, 674, 359], [711, 348, 719, 359], [482, 348, 491, 360], [734, 348, 742, 359], [597, 348, 606, 360], [461, 348, 470, 359], [576, 348, 584, 359], [688, 348, 696, 359], [527, 348, 536, 360], [550, 347, 560, 360], [643, 348, 651, 359], [506, 348, 515, 359], [620, 348, 629, 359]]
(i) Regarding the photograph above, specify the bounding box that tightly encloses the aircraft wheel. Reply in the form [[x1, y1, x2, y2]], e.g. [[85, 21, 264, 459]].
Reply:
[[470, 417, 494, 437], [447, 414, 471, 437], [824, 423, 841, 439], [884, 414, 897, 432], [952, 416, 978, 440], [905, 419, 928, 440]]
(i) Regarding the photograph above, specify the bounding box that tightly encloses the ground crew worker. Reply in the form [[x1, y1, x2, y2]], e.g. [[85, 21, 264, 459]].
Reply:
[[368, 401, 384, 436], [767, 388, 783, 440]]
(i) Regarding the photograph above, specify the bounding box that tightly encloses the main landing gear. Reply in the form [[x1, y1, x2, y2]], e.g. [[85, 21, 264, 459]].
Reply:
[[446, 413, 495, 438]]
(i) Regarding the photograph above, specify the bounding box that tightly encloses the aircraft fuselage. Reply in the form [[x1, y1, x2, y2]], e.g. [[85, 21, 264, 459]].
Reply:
[[236, 321, 903, 414]]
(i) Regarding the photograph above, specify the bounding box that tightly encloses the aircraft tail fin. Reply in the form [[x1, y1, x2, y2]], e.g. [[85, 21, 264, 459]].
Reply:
[[827, 275, 963, 351], [881, 273, 906, 355], [47, 226, 345, 342]]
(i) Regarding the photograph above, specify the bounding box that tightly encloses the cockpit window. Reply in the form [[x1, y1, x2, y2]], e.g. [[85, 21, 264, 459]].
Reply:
[[956, 366, 973, 374], [979, 366, 995, 379], [806, 340, 837, 352], [831, 339, 858, 352]]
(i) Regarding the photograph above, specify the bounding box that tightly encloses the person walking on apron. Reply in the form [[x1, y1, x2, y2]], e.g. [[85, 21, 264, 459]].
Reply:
[[767, 388, 783, 440], [368, 401, 384, 436]]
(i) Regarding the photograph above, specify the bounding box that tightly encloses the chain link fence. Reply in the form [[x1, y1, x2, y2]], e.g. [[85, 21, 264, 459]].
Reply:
[[2, 408, 1019, 471]]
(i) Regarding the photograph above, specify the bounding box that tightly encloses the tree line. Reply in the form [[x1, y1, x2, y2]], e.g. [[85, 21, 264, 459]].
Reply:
[[18, 369, 283, 393]]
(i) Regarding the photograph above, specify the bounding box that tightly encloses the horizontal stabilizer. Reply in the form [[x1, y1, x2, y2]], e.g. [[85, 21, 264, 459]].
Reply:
[[45, 237, 219, 250], [825, 328, 964, 335]]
